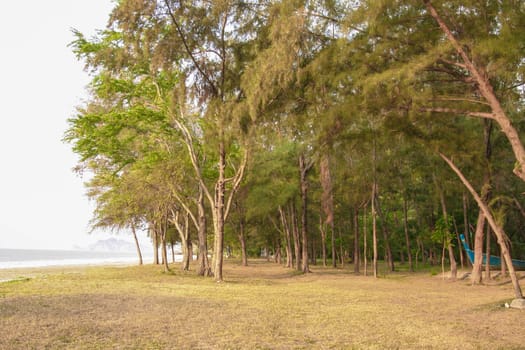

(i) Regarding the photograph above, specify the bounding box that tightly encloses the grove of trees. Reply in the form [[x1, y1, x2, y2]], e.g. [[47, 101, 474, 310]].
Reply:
[[66, 0, 525, 298]]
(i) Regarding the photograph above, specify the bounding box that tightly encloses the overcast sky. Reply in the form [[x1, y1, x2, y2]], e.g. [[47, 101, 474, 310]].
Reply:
[[0, 1, 150, 250]]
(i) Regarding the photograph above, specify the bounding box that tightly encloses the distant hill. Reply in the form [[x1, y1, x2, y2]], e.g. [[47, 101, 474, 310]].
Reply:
[[88, 238, 137, 253]]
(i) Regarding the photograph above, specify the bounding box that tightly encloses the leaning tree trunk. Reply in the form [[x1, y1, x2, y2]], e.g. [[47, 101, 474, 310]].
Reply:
[[440, 153, 523, 299], [131, 225, 143, 266]]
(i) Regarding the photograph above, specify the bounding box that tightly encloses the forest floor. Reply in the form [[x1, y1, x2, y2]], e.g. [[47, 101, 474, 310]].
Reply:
[[1, 259, 524, 349]]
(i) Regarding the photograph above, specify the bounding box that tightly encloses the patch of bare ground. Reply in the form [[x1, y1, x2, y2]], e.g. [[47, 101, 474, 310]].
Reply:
[[1, 260, 524, 349]]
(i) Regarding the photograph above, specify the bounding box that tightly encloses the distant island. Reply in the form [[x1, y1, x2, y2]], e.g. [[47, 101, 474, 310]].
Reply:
[[74, 238, 138, 253]]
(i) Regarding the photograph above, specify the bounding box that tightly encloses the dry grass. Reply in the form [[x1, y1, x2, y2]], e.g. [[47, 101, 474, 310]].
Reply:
[[1, 260, 524, 349]]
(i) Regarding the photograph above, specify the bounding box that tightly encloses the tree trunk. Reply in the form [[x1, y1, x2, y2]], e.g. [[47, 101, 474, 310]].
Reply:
[[310, 236, 317, 265], [320, 152, 336, 268], [338, 229, 344, 267], [152, 226, 159, 265], [353, 207, 360, 274], [403, 198, 413, 272], [182, 213, 191, 271], [463, 192, 471, 261], [196, 187, 211, 276], [213, 140, 226, 282], [291, 201, 301, 271], [363, 201, 368, 276], [501, 248, 507, 276], [319, 216, 327, 267], [439, 188, 457, 280], [131, 225, 143, 266], [160, 226, 170, 273], [299, 153, 310, 274], [279, 206, 293, 268], [485, 224, 491, 280], [239, 217, 248, 266], [471, 211, 485, 284], [452, 217, 464, 269], [372, 183, 378, 278], [275, 238, 282, 264], [472, 120, 493, 283], [374, 193, 394, 272]]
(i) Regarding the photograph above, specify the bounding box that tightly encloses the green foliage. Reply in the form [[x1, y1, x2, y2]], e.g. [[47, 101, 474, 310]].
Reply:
[[431, 216, 454, 246]]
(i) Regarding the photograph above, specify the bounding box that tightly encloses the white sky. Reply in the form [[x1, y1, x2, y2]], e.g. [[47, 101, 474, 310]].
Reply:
[[0, 1, 149, 250]]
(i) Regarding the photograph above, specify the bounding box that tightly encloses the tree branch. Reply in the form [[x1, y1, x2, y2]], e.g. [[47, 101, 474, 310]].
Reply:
[[163, 0, 218, 96], [224, 148, 248, 222], [419, 107, 494, 119]]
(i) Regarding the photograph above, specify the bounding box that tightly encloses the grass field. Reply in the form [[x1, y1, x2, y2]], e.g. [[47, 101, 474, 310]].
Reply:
[[1, 260, 524, 349]]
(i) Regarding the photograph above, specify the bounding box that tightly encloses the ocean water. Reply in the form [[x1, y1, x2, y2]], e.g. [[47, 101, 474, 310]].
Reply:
[[0, 248, 143, 269]]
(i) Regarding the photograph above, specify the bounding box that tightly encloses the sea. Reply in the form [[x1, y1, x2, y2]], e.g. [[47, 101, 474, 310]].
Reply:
[[0, 248, 143, 269]]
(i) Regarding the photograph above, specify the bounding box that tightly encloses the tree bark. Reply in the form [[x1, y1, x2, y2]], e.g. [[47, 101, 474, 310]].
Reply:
[[213, 140, 226, 282], [403, 197, 413, 272], [275, 237, 282, 264], [170, 209, 190, 271], [131, 225, 143, 266], [182, 213, 191, 271], [299, 153, 311, 273], [279, 206, 293, 268], [320, 153, 336, 268], [291, 201, 301, 271], [319, 216, 327, 267], [463, 192, 471, 252], [439, 187, 457, 280], [158, 218, 170, 273], [363, 201, 368, 276], [152, 226, 159, 265], [485, 224, 491, 280], [372, 183, 378, 278], [461, 192, 470, 268], [239, 217, 248, 266], [471, 211, 485, 284], [353, 207, 360, 274], [196, 187, 211, 276], [440, 153, 523, 299]]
